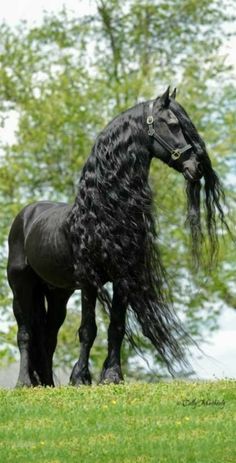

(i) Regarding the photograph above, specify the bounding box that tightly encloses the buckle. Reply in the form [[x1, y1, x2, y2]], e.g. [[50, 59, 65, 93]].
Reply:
[[148, 127, 155, 136], [171, 149, 181, 160]]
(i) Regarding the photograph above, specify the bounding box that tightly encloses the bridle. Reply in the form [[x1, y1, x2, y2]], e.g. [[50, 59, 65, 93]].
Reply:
[[147, 101, 192, 165]]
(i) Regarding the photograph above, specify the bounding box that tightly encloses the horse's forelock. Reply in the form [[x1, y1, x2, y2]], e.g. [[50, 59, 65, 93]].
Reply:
[[170, 100, 206, 156]]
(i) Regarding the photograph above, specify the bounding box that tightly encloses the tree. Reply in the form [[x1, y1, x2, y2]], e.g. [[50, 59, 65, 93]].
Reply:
[[0, 0, 235, 378]]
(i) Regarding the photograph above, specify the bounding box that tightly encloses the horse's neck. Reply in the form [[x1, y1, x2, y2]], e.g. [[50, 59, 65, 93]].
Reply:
[[71, 108, 152, 219], [77, 150, 151, 203]]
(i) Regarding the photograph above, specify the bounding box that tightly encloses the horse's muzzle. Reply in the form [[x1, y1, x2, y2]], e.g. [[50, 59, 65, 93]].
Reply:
[[182, 159, 203, 182]]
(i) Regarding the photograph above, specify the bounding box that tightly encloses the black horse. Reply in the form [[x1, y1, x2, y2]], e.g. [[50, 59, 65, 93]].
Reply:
[[7, 87, 226, 387]]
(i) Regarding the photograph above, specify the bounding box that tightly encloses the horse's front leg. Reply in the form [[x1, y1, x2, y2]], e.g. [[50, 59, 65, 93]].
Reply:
[[100, 282, 126, 384], [70, 285, 97, 386]]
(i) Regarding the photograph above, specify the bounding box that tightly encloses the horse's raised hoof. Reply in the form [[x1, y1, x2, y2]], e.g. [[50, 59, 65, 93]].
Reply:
[[70, 364, 92, 386], [100, 366, 124, 385]]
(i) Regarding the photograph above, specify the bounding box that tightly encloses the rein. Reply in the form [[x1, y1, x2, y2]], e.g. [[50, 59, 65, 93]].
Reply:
[[147, 101, 192, 164]]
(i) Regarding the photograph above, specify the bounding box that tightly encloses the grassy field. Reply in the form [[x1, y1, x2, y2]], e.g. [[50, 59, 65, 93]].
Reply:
[[0, 380, 235, 463]]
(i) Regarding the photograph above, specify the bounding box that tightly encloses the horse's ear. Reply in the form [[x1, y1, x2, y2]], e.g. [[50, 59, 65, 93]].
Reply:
[[159, 86, 170, 108], [171, 88, 177, 99]]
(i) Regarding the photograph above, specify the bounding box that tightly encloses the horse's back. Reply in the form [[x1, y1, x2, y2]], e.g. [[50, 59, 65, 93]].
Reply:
[[9, 202, 57, 243]]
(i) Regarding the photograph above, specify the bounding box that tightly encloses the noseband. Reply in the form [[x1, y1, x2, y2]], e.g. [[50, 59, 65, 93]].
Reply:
[[147, 102, 192, 165]]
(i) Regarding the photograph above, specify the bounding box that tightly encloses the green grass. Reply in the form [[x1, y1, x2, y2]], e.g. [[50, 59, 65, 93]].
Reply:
[[0, 381, 235, 462]]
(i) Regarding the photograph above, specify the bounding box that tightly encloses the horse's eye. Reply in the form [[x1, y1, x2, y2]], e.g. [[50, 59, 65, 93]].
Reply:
[[169, 122, 179, 131]]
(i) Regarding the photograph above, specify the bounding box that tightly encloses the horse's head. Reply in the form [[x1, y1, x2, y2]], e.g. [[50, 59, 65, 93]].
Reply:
[[148, 87, 203, 182]]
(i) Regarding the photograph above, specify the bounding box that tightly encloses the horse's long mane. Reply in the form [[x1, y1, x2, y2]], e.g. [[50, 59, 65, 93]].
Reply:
[[67, 101, 190, 372], [67, 102, 150, 287], [170, 99, 228, 266], [67, 97, 228, 372]]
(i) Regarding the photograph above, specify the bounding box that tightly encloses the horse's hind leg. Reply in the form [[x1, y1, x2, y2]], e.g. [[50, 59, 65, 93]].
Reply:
[[100, 282, 126, 384], [70, 285, 97, 386], [12, 297, 33, 387], [30, 287, 54, 387], [8, 268, 41, 387], [44, 288, 72, 385]]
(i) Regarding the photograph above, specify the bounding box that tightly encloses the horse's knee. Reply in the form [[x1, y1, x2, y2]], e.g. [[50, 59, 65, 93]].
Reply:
[[17, 329, 30, 341], [17, 327, 31, 350]]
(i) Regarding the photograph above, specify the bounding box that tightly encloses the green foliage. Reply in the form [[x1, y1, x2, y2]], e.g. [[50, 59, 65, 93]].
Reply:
[[0, 381, 235, 462], [0, 0, 235, 372]]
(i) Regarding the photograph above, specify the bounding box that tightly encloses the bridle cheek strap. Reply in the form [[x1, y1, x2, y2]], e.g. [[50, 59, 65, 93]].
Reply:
[[147, 102, 192, 164]]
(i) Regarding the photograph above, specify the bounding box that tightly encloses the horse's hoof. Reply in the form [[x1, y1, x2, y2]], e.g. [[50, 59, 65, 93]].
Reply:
[[16, 378, 34, 388], [70, 377, 91, 387], [70, 365, 92, 386], [100, 367, 124, 385]]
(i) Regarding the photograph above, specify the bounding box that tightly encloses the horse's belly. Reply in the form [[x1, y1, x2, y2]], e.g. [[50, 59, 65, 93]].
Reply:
[[26, 241, 75, 288], [27, 248, 75, 289], [25, 218, 76, 289]]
